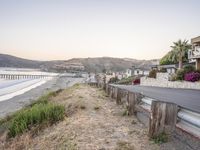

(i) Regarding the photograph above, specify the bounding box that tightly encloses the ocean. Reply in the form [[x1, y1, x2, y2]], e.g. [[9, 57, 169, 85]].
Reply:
[[0, 68, 58, 102]]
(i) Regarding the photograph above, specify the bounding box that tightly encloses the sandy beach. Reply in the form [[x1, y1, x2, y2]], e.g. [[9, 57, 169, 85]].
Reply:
[[0, 77, 85, 118]]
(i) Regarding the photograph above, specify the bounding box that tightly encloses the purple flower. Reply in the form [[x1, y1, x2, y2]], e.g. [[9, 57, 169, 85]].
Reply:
[[184, 72, 200, 82]]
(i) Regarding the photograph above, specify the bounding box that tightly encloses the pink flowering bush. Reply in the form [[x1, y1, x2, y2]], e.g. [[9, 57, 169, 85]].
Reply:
[[184, 72, 200, 82], [133, 78, 140, 85]]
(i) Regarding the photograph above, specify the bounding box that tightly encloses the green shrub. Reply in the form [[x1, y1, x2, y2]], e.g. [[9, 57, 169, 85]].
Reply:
[[8, 103, 65, 137], [176, 69, 185, 80], [117, 76, 134, 85], [152, 132, 168, 144], [30, 90, 62, 107], [169, 74, 177, 81], [148, 70, 157, 78], [183, 65, 195, 74], [108, 77, 119, 83]]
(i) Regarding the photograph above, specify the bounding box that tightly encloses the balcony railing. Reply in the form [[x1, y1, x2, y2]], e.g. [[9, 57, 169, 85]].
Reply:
[[188, 47, 200, 59]]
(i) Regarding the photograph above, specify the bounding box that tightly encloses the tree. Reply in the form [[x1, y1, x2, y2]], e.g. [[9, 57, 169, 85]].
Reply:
[[170, 39, 191, 69], [159, 51, 177, 65]]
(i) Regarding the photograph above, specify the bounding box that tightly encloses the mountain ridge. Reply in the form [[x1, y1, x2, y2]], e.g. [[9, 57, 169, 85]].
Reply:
[[0, 54, 159, 72]]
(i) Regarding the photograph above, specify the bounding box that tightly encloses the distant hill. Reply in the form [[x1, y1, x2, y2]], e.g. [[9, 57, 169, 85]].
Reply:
[[0, 54, 159, 72], [65, 57, 159, 72], [0, 54, 43, 68]]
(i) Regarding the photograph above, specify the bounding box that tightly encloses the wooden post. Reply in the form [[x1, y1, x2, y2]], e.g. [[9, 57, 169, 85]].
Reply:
[[111, 86, 114, 99], [148, 101, 178, 138], [127, 92, 136, 115], [106, 84, 109, 94], [120, 90, 128, 106], [103, 83, 106, 91], [116, 88, 122, 104], [109, 86, 113, 98], [114, 87, 118, 100]]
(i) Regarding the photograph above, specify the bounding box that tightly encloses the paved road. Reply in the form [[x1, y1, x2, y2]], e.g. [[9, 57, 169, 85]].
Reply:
[[112, 85, 200, 113]]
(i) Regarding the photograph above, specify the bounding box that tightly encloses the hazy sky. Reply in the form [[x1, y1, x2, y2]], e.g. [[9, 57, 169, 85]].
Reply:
[[0, 0, 200, 61]]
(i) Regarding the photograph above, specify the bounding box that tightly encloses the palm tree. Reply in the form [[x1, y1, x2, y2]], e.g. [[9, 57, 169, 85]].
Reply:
[[171, 39, 191, 69]]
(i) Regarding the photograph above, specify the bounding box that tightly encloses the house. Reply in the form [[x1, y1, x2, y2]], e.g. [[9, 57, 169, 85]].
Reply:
[[151, 64, 177, 74], [126, 66, 149, 77], [133, 68, 149, 76], [188, 36, 200, 70], [125, 68, 133, 77], [159, 64, 177, 74], [151, 62, 195, 74]]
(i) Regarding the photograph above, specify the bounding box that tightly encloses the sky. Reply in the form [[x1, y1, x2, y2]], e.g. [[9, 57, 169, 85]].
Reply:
[[0, 0, 200, 61]]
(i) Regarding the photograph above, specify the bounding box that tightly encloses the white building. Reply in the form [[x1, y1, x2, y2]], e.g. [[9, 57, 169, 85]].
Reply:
[[126, 67, 149, 77], [125, 68, 133, 77], [188, 36, 200, 70], [133, 68, 149, 76]]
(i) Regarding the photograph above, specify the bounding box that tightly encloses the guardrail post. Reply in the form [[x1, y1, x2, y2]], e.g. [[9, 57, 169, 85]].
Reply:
[[106, 84, 109, 94], [103, 83, 106, 91], [109, 86, 113, 98], [116, 88, 122, 104], [114, 87, 118, 100], [149, 101, 178, 138], [127, 92, 137, 115]]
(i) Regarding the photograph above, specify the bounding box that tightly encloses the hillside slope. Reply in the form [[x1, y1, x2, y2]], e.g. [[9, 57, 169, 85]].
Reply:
[[0, 54, 158, 72], [66, 57, 158, 72], [0, 54, 43, 68]]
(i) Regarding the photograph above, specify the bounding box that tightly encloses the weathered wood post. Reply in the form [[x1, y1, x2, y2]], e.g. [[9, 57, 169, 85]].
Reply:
[[103, 83, 106, 91], [120, 90, 128, 106], [127, 92, 137, 115], [114, 87, 118, 100], [111, 86, 115, 99], [148, 101, 178, 138], [106, 84, 109, 94], [116, 88, 122, 104], [109, 86, 113, 98]]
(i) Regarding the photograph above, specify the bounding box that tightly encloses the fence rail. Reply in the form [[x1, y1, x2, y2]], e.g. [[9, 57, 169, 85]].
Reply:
[[88, 82, 200, 149]]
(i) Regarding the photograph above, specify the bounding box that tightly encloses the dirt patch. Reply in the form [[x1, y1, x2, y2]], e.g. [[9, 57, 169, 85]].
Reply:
[[1, 84, 160, 150]]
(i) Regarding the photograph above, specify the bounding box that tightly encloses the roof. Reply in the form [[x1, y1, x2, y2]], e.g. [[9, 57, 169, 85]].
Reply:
[[159, 64, 177, 68], [191, 36, 200, 44]]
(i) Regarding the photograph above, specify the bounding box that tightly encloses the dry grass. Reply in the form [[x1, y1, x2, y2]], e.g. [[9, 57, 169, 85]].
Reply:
[[115, 141, 135, 150], [0, 84, 159, 150]]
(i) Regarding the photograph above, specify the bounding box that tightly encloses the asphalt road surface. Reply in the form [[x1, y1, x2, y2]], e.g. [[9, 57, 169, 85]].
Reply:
[[112, 85, 200, 113]]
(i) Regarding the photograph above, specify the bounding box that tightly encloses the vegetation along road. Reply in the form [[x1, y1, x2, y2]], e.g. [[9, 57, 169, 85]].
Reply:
[[0, 84, 192, 150]]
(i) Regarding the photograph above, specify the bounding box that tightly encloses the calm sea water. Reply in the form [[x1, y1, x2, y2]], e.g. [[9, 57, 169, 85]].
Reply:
[[0, 68, 58, 101]]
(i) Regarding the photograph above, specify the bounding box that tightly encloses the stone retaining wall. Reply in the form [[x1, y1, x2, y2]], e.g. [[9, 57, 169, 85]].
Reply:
[[141, 74, 200, 90]]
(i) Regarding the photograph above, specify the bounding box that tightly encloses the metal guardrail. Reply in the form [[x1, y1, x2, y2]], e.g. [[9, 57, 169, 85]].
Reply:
[[97, 84, 200, 139], [140, 96, 200, 138], [140, 97, 153, 112], [177, 109, 200, 138], [178, 109, 200, 128]]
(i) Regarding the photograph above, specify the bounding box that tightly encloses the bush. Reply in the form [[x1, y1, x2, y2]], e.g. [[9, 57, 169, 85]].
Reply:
[[133, 78, 140, 85], [184, 72, 200, 82], [148, 70, 157, 78], [152, 132, 168, 144], [183, 65, 195, 74], [176, 69, 185, 80], [117, 76, 134, 85], [8, 103, 65, 137], [174, 65, 196, 81], [4, 91, 65, 138], [108, 77, 119, 83], [30, 90, 63, 107]]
